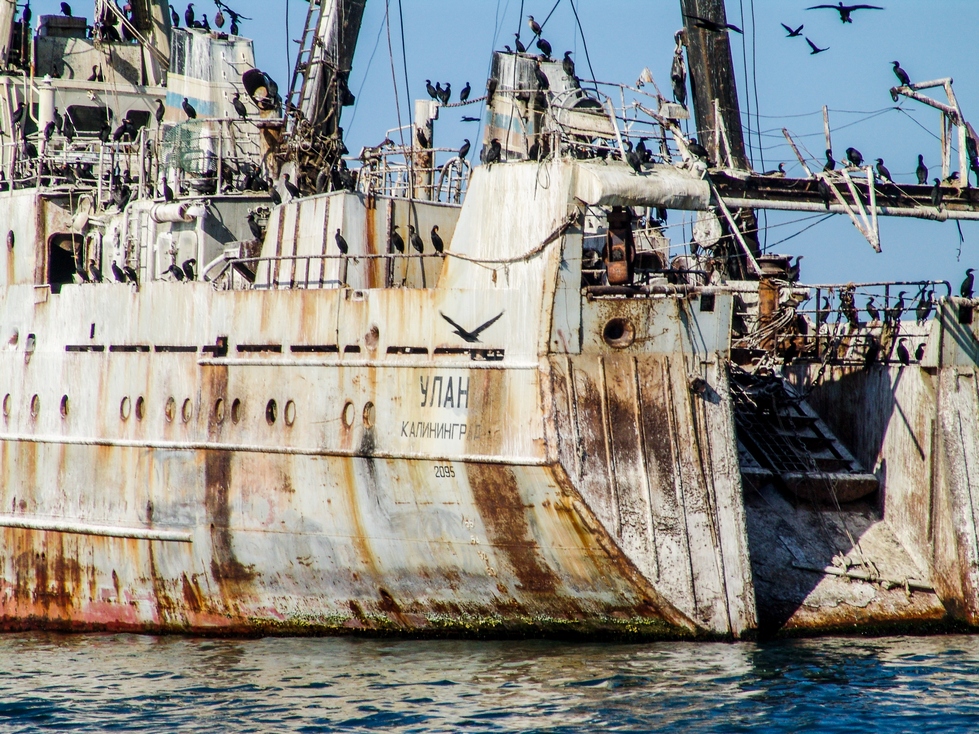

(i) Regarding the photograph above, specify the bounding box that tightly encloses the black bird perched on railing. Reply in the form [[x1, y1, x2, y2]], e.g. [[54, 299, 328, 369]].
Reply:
[[484, 138, 502, 164], [42, 121, 55, 142], [916, 154, 928, 184], [458, 139, 470, 159], [201, 14, 210, 31], [536, 36, 552, 58], [892, 61, 911, 87], [915, 289, 934, 324], [823, 149, 835, 171], [434, 81, 442, 101], [162, 179, 174, 202], [807, 3, 883, 23], [21, 1, 30, 25], [88, 260, 102, 283], [246, 211, 263, 240], [409, 225, 424, 254], [886, 291, 906, 324], [787, 255, 803, 282], [425, 79, 437, 99], [863, 334, 880, 368], [459, 82, 471, 102], [184, 3, 194, 27], [687, 137, 709, 160], [63, 116, 74, 143], [182, 259, 196, 281], [113, 118, 134, 142], [155, 99, 165, 125], [563, 51, 575, 79], [915, 342, 926, 361], [60, 2, 71, 16], [166, 263, 184, 281], [335, 229, 348, 254], [684, 13, 743, 34], [391, 225, 405, 253], [315, 169, 328, 194], [930, 178, 943, 209], [98, 120, 111, 143], [866, 296, 880, 322], [527, 14, 541, 37], [431, 225, 444, 254], [514, 34, 526, 53], [282, 174, 299, 199], [806, 37, 829, 54], [123, 266, 138, 285], [962, 268, 975, 299], [762, 163, 786, 176], [845, 147, 863, 167], [10, 102, 25, 127], [636, 138, 651, 163], [896, 338, 910, 366], [533, 63, 549, 91], [169, 3, 179, 26], [232, 92, 247, 119], [181, 97, 196, 119], [624, 140, 642, 174], [438, 83, 451, 105], [781, 23, 803, 37], [875, 158, 892, 182], [269, 186, 281, 206], [111, 261, 126, 282]]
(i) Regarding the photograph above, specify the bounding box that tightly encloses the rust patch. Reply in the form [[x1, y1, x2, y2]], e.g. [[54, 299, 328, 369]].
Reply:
[[181, 574, 203, 613], [467, 463, 557, 593], [205, 365, 230, 439], [205, 450, 256, 585]]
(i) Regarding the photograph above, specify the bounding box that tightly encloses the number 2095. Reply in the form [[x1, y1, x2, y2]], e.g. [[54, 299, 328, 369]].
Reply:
[[434, 465, 455, 478]]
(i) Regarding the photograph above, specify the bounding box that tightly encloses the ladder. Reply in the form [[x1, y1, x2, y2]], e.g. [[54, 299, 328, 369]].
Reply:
[[285, 0, 328, 125]]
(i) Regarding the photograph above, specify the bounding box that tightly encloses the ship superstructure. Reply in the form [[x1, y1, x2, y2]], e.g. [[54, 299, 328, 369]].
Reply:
[[0, 0, 976, 638]]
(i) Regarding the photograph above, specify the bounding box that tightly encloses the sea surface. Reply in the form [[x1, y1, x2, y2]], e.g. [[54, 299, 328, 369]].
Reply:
[[1, 632, 978, 732]]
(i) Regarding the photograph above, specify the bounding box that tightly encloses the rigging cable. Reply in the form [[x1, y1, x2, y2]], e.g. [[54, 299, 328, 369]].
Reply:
[[567, 0, 597, 91], [383, 0, 406, 149], [396, 0, 412, 130], [737, 0, 753, 164]]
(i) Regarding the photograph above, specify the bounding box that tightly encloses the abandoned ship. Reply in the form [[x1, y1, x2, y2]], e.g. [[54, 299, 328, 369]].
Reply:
[[0, 0, 976, 639]]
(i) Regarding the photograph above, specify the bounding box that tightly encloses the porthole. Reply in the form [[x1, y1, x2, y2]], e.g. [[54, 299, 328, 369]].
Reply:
[[165, 396, 176, 422], [231, 398, 242, 424], [265, 399, 277, 425], [341, 401, 355, 427], [60, 395, 69, 418], [214, 398, 226, 424], [2, 393, 10, 417], [135, 396, 145, 421], [120, 396, 131, 421], [602, 318, 635, 348], [363, 401, 375, 428], [29, 394, 39, 417], [284, 400, 296, 426], [181, 399, 193, 423]]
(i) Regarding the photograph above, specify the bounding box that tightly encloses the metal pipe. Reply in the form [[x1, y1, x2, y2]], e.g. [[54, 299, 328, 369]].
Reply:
[[719, 197, 979, 221], [0, 514, 192, 542]]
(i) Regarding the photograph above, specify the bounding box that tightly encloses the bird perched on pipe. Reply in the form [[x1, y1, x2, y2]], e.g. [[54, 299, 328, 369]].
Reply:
[[844, 147, 863, 167], [390, 225, 405, 253], [892, 61, 911, 87], [916, 154, 928, 185], [875, 158, 892, 182], [409, 225, 424, 254], [335, 229, 348, 254], [962, 268, 975, 299], [896, 338, 910, 366], [431, 226, 444, 254]]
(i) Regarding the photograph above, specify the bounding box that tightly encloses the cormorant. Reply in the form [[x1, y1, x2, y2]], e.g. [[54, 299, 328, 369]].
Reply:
[[866, 296, 879, 322], [863, 334, 880, 368], [684, 13, 743, 34], [391, 225, 405, 253], [155, 99, 165, 125], [504, 45, 512, 53], [182, 97, 196, 119], [930, 178, 943, 209], [43, 121, 55, 141], [806, 37, 829, 54], [88, 260, 102, 283], [636, 138, 651, 163], [60, 1, 71, 15], [409, 224, 424, 253], [166, 263, 184, 281], [458, 139, 470, 159], [787, 255, 803, 282], [162, 179, 174, 202], [762, 163, 786, 176], [687, 137, 709, 160], [98, 120, 111, 143], [269, 186, 281, 206], [563, 51, 575, 78], [459, 82, 471, 102], [434, 81, 442, 101], [845, 147, 863, 167], [63, 117, 75, 143], [514, 34, 526, 53], [201, 14, 210, 31], [781, 23, 803, 36], [875, 158, 892, 182], [315, 169, 328, 194], [896, 338, 910, 366], [945, 171, 960, 185], [892, 61, 911, 87], [425, 80, 437, 99], [21, 1, 30, 25], [536, 36, 552, 58], [184, 3, 194, 27], [182, 259, 196, 281], [962, 268, 975, 299], [431, 225, 444, 253], [461, 115, 479, 122], [232, 92, 247, 119], [10, 102, 24, 127], [123, 266, 138, 285], [335, 229, 348, 254], [915, 342, 926, 361], [533, 63, 549, 90], [916, 154, 928, 184], [624, 140, 642, 174], [823, 149, 835, 171], [282, 173, 299, 199], [169, 3, 179, 26], [439, 82, 451, 105], [484, 138, 502, 164], [111, 262, 126, 282], [817, 296, 832, 325], [887, 291, 906, 323], [113, 118, 133, 142], [247, 211, 263, 240], [915, 289, 934, 324], [527, 15, 541, 36], [806, 3, 884, 23]]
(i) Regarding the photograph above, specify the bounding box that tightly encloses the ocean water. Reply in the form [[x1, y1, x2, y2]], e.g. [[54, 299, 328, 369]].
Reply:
[[1, 633, 978, 732]]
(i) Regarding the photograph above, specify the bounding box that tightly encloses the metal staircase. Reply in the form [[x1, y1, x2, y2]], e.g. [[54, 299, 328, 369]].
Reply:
[[285, 0, 327, 127]]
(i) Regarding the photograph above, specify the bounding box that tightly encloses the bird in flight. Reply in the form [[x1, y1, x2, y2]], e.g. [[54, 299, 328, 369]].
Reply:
[[806, 37, 829, 54], [684, 13, 743, 33], [781, 23, 804, 37], [439, 311, 504, 343], [806, 3, 884, 23]]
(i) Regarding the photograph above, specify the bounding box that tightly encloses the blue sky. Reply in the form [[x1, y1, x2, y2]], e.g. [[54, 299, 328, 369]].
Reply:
[[31, 0, 979, 285]]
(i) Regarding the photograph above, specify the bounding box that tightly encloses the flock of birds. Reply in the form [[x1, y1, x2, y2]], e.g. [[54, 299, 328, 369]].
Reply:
[[168, 1, 249, 35]]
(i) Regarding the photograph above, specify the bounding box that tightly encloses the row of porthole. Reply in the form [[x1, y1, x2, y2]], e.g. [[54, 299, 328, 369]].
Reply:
[[0, 394, 302, 428]]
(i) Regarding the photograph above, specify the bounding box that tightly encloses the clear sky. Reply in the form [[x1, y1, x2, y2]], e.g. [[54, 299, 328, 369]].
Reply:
[[30, 0, 979, 286]]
